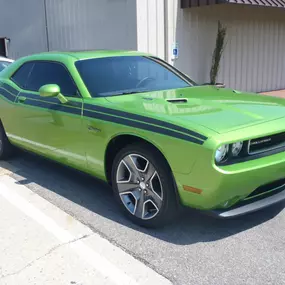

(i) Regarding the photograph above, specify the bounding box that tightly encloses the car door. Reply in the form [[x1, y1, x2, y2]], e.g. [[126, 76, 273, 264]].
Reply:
[[11, 60, 86, 170]]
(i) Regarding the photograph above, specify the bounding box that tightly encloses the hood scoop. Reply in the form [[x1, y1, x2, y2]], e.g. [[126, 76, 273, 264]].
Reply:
[[166, 98, 188, 104]]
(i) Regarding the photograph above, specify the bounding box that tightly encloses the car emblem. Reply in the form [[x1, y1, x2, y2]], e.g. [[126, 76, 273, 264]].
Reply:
[[251, 138, 272, 145]]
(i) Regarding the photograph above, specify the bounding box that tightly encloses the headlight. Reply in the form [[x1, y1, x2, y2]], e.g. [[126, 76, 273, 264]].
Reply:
[[215, 141, 247, 165], [215, 144, 229, 163], [232, 141, 243, 156]]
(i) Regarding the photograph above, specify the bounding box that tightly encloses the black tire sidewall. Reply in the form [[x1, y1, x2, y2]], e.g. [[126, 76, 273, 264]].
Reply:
[[0, 124, 13, 159], [111, 143, 178, 228], [0, 126, 5, 158]]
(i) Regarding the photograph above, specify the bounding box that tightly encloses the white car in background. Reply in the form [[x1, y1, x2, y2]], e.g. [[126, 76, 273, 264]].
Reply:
[[0, 56, 13, 72]]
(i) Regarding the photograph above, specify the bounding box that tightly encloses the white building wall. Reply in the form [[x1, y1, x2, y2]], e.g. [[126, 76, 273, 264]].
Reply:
[[137, 0, 285, 93], [173, 4, 285, 93], [136, 0, 165, 59], [0, 0, 137, 59], [46, 0, 137, 51], [0, 0, 48, 59]]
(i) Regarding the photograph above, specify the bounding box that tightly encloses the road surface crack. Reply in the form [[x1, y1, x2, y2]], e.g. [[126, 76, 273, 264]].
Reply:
[[0, 234, 91, 280]]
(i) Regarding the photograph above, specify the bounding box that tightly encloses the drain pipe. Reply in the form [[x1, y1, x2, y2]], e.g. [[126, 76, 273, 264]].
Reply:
[[164, 0, 169, 63], [44, 0, 50, 51]]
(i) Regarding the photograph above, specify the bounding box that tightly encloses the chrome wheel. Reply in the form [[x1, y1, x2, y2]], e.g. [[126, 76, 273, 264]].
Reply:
[[116, 154, 163, 220]]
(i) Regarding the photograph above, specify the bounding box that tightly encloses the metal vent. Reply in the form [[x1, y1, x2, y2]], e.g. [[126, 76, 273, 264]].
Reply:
[[247, 178, 285, 199], [166, 98, 188, 104]]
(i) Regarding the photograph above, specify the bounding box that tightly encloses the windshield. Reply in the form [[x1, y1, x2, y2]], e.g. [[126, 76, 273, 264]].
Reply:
[[75, 56, 195, 97], [0, 61, 11, 72]]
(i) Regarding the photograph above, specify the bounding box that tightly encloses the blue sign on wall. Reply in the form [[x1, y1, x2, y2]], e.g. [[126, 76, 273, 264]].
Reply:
[[171, 42, 179, 60]]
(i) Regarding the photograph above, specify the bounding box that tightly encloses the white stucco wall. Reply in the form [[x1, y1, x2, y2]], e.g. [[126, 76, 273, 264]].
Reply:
[[0, 0, 48, 59], [136, 0, 166, 59], [45, 0, 137, 51], [0, 0, 137, 59], [137, 0, 285, 93], [2, 0, 285, 93]]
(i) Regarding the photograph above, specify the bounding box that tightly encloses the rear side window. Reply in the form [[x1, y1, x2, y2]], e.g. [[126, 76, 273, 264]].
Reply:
[[11, 62, 34, 88], [26, 61, 77, 97]]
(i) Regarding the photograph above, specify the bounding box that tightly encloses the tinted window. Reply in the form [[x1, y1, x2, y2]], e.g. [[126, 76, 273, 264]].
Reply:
[[26, 61, 77, 96], [11, 62, 34, 88], [75, 56, 194, 97], [0, 61, 11, 72]]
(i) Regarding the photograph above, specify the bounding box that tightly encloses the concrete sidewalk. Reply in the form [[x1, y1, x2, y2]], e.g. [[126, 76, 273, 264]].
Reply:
[[0, 170, 171, 285], [261, 89, 285, 98]]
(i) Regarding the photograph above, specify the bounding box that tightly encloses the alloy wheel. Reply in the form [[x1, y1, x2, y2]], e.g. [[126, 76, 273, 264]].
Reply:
[[116, 154, 163, 220]]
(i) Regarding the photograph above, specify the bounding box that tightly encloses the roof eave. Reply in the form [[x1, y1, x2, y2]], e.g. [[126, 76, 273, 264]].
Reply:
[[181, 0, 285, 8]]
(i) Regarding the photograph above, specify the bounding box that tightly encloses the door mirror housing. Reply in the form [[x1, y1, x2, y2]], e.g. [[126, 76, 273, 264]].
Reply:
[[39, 84, 68, 104], [39, 84, 60, 97]]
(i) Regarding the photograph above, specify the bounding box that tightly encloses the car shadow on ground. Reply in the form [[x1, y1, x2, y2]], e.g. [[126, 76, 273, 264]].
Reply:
[[4, 152, 285, 246]]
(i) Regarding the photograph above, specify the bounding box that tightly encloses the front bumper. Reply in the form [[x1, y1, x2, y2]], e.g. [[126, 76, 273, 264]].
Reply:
[[210, 186, 285, 218], [173, 116, 285, 215], [174, 145, 285, 212]]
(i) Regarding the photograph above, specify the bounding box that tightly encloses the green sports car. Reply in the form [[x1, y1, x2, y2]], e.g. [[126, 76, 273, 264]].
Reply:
[[0, 50, 285, 227]]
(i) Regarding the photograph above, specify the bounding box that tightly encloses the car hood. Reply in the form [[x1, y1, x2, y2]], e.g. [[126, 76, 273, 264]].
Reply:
[[105, 86, 285, 134]]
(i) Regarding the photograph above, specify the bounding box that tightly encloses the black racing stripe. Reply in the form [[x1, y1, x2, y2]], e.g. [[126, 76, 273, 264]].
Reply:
[[23, 98, 203, 144], [2, 83, 19, 96], [25, 99, 82, 116], [0, 87, 17, 102], [22, 92, 82, 108], [0, 86, 203, 144], [84, 103, 207, 141], [24, 92, 59, 103], [84, 109, 204, 145], [0, 83, 205, 143], [1, 83, 207, 141]]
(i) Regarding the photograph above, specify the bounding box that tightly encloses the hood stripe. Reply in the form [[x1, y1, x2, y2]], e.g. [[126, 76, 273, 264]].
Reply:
[[83, 110, 204, 144], [84, 103, 207, 141]]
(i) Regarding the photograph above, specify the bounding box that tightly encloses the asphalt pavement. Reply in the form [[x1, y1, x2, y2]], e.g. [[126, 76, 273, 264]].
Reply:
[[3, 151, 285, 285]]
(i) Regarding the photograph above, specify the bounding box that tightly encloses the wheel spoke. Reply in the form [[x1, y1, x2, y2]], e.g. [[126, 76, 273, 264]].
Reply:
[[149, 171, 163, 200], [144, 163, 156, 182], [123, 155, 141, 181], [117, 182, 138, 193], [148, 190, 162, 209], [134, 192, 146, 219]]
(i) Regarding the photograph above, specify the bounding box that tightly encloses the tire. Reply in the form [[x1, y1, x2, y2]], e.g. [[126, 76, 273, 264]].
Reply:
[[0, 123, 14, 160], [111, 143, 179, 228]]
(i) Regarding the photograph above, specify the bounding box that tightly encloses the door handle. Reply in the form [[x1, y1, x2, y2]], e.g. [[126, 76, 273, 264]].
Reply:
[[18, 96, 26, 103]]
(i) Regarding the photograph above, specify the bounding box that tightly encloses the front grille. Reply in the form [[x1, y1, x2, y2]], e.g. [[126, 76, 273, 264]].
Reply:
[[248, 132, 285, 155], [247, 178, 285, 199]]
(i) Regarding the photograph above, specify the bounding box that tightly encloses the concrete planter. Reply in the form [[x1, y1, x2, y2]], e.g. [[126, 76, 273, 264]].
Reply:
[[202, 83, 226, 88]]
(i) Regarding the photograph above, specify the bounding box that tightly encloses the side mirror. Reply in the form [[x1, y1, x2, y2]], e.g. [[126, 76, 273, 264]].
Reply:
[[39, 84, 68, 104], [39, 84, 60, 97]]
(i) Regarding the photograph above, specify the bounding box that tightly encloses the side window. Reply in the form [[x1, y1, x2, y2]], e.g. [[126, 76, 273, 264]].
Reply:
[[11, 62, 34, 88], [26, 62, 78, 97]]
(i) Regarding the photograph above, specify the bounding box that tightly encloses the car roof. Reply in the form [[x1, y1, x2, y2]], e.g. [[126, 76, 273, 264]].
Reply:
[[33, 50, 152, 60]]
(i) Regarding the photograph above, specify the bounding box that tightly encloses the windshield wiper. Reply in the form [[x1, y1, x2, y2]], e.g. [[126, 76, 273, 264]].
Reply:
[[100, 89, 149, 96]]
